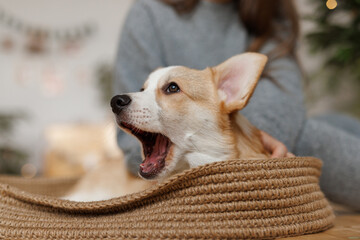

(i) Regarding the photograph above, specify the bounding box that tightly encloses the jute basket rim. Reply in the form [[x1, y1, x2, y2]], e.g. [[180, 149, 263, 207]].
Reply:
[[0, 157, 335, 239], [1, 157, 322, 211]]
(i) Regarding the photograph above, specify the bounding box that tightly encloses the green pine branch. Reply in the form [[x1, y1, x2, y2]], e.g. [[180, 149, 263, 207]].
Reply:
[[305, 0, 360, 87]]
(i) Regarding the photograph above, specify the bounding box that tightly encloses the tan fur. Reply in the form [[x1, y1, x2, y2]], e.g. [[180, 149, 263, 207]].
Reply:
[[231, 113, 269, 158], [205, 67, 269, 160], [156, 65, 268, 160]]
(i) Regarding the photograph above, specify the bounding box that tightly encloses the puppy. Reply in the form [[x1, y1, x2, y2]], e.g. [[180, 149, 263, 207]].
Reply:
[[110, 53, 269, 180], [65, 53, 269, 201]]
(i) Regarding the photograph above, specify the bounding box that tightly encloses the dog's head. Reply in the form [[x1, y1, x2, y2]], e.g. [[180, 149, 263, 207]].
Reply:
[[111, 53, 267, 180]]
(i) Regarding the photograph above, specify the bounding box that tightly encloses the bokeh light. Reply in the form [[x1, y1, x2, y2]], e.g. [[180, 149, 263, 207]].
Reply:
[[326, 0, 337, 10]]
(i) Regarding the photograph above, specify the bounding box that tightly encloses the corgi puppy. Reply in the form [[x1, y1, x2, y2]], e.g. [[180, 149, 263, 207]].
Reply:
[[65, 53, 270, 201], [110, 53, 269, 180]]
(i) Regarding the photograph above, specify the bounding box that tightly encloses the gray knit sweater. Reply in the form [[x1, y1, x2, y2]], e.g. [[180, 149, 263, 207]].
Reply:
[[114, 0, 360, 210]]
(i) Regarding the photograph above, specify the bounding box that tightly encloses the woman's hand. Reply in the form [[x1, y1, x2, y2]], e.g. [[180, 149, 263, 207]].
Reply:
[[260, 130, 295, 158]]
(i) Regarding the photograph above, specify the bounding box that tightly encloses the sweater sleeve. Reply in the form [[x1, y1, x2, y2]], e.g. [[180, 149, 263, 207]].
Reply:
[[114, 0, 165, 93], [114, 0, 165, 175], [241, 42, 306, 151]]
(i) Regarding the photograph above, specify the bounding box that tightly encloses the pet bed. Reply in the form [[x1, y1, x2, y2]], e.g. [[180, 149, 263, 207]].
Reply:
[[0, 157, 334, 239]]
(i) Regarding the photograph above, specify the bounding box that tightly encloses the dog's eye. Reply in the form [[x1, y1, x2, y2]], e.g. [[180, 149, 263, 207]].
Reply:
[[166, 82, 180, 94], [140, 88, 144, 92]]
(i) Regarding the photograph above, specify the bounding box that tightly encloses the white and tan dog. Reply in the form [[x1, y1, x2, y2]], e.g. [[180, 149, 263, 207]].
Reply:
[[65, 53, 270, 201]]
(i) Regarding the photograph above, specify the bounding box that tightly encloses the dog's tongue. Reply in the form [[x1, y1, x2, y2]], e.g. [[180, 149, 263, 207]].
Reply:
[[139, 134, 167, 179]]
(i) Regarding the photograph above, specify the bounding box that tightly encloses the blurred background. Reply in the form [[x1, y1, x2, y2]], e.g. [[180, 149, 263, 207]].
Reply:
[[0, 0, 358, 178]]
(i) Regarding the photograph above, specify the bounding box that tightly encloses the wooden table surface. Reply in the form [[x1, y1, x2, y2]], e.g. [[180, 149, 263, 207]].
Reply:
[[281, 203, 360, 240]]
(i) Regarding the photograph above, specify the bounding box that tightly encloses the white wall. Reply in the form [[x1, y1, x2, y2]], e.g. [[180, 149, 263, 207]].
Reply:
[[0, 0, 133, 168]]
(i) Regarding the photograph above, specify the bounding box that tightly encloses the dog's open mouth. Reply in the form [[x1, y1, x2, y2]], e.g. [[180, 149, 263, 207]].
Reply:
[[120, 122, 172, 179]]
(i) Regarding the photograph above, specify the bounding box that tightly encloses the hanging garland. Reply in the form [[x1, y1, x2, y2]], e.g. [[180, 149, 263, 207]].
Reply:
[[0, 5, 97, 54]]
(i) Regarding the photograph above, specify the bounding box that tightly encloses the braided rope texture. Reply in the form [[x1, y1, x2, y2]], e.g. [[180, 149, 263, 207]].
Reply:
[[0, 157, 334, 239]]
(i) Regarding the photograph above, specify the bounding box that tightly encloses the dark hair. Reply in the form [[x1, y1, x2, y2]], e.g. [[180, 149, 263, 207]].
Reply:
[[160, 0, 299, 58]]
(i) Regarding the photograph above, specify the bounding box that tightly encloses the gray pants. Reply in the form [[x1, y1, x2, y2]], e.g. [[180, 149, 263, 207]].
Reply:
[[295, 114, 360, 211], [119, 113, 360, 211]]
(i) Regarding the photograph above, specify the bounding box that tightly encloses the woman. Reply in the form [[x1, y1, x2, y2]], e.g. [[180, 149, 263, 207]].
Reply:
[[114, 0, 360, 210]]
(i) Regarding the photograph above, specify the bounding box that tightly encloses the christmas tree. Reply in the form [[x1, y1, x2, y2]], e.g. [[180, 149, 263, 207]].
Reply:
[[305, 0, 360, 115]]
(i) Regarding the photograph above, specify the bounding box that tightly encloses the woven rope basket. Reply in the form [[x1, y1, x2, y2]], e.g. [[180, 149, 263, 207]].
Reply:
[[0, 157, 334, 239]]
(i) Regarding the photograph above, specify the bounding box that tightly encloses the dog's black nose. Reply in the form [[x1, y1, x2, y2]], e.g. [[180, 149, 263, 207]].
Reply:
[[111, 95, 131, 114]]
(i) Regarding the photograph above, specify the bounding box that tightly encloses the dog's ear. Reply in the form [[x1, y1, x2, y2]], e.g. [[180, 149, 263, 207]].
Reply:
[[213, 53, 268, 113]]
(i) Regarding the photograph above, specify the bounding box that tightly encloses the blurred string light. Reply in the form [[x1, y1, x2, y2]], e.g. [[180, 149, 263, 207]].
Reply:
[[0, 6, 96, 42], [326, 0, 337, 10], [0, 5, 97, 55]]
